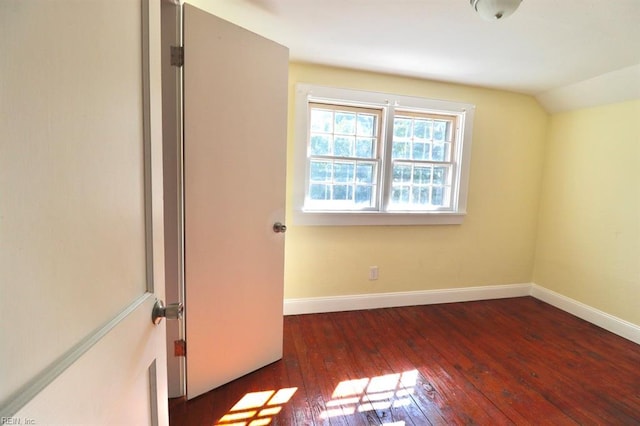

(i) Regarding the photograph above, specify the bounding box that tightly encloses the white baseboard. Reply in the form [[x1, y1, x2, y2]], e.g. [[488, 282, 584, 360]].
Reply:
[[283, 283, 531, 315], [530, 284, 640, 345], [283, 282, 640, 345]]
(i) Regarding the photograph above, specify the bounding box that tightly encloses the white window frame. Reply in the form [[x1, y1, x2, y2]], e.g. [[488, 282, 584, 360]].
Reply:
[[292, 83, 475, 226]]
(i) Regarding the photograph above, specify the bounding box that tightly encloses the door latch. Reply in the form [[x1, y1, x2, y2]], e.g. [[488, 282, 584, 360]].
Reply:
[[152, 299, 184, 325]]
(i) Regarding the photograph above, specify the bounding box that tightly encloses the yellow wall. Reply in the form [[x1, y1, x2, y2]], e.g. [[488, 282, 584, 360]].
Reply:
[[284, 63, 548, 298], [534, 100, 640, 324]]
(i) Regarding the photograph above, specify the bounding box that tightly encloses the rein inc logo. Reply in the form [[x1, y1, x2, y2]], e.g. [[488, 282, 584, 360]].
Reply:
[[1, 418, 36, 425]]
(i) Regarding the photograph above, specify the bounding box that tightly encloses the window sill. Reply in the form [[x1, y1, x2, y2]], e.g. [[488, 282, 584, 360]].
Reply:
[[291, 210, 466, 226]]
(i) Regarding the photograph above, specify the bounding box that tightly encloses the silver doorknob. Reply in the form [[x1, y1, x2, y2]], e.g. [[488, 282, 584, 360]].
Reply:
[[273, 222, 287, 233], [152, 299, 183, 325]]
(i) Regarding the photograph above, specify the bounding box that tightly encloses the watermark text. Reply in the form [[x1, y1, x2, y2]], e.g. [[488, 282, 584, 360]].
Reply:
[[1, 418, 36, 425]]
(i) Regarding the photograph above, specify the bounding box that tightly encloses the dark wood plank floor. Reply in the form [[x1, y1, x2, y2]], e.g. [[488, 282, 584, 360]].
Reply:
[[169, 297, 640, 425]]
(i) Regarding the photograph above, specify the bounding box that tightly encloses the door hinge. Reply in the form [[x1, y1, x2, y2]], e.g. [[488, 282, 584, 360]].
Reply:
[[174, 339, 186, 357], [170, 46, 184, 67]]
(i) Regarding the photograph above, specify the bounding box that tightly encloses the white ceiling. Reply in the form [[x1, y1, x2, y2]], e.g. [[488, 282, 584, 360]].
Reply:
[[187, 0, 640, 111]]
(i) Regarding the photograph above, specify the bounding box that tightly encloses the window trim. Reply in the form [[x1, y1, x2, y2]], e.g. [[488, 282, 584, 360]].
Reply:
[[292, 84, 475, 226]]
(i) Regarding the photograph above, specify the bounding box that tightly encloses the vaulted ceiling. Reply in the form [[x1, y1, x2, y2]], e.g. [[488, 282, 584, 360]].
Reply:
[[187, 0, 640, 111]]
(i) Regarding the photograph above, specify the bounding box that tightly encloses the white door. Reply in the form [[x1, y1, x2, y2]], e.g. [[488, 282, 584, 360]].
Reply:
[[0, 1, 168, 424], [183, 4, 289, 399]]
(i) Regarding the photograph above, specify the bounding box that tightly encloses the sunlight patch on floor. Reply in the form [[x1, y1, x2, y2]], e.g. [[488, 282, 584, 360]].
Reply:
[[320, 369, 419, 421], [215, 387, 297, 426]]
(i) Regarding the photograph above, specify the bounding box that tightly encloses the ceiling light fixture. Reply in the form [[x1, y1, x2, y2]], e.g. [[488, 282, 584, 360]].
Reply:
[[470, 0, 522, 21]]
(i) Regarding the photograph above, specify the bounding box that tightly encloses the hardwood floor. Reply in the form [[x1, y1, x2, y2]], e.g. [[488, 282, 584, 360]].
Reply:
[[169, 297, 640, 425]]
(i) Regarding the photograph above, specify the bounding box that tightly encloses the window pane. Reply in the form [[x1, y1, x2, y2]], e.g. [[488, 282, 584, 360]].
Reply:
[[433, 166, 448, 185], [393, 164, 412, 183], [431, 187, 444, 206], [333, 184, 352, 200], [310, 109, 333, 133], [413, 166, 431, 184], [356, 163, 374, 183], [355, 138, 374, 158], [413, 119, 430, 140], [391, 186, 410, 204], [433, 120, 451, 142], [430, 142, 451, 161], [412, 142, 430, 160], [355, 185, 373, 205], [334, 136, 354, 157], [310, 134, 331, 156], [392, 142, 410, 159], [334, 162, 355, 183], [412, 187, 429, 205], [394, 118, 412, 139], [335, 112, 356, 135], [309, 183, 330, 200], [357, 114, 376, 136], [432, 143, 445, 161], [310, 161, 331, 182]]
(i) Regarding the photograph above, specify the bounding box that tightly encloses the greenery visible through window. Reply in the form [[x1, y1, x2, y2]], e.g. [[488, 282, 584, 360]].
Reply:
[[306, 103, 382, 210], [294, 84, 475, 226], [389, 112, 456, 210]]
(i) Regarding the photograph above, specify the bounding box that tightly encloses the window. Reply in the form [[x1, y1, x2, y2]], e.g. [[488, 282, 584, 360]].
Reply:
[[388, 111, 456, 211], [293, 84, 475, 226], [306, 103, 382, 211]]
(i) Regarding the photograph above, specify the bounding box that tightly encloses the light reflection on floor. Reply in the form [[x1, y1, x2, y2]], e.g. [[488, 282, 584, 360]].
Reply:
[[215, 387, 297, 426], [214, 369, 418, 425], [320, 369, 418, 424]]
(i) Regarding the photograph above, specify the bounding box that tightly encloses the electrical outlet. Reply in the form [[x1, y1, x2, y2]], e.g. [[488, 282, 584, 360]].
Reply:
[[369, 266, 379, 281]]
